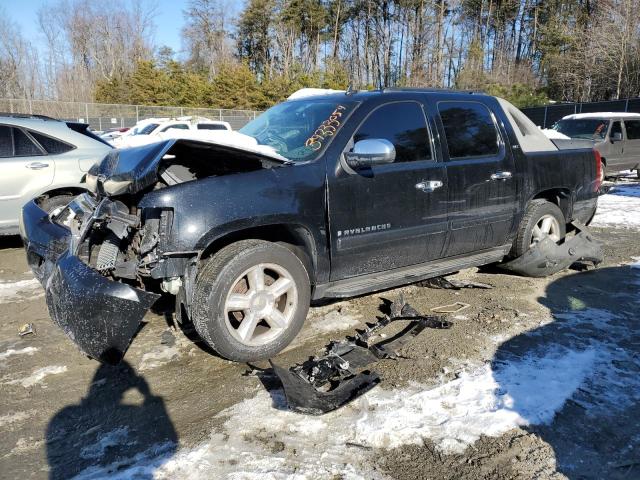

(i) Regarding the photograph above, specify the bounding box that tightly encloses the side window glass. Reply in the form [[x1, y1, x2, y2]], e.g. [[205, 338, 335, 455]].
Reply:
[[438, 102, 500, 159], [0, 126, 12, 157], [13, 128, 42, 156], [611, 121, 622, 137], [29, 131, 74, 154], [625, 120, 640, 140], [162, 124, 189, 132], [353, 102, 431, 163]]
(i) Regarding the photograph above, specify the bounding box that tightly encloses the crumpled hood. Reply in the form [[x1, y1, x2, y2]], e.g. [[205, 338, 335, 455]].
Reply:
[[89, 137, 287, 196]]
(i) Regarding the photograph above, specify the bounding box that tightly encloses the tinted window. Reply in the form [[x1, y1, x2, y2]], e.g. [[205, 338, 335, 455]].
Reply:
[[438, 102, 499, 159], [353, 102, 431, 163], [29, 131, 74, 154], [198, 124, 228, 130], [0, 126, 12, 157], [13, 128, 42, 156], [625, 120, 640, 140]]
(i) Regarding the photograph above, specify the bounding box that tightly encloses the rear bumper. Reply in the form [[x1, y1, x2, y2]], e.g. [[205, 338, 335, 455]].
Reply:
[[21, 198, 158, 364]]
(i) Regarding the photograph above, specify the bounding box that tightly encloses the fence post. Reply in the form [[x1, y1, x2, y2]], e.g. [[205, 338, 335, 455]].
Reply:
[[9, 98, 12, 113], [625, 98, 630, 112], [219, 109, 223, 121], [543, 106, 548, 128], [136, 105, 139, 123], [85, 103, 89, 124]]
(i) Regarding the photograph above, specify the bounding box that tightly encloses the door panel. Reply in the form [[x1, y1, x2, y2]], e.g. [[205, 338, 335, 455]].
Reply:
[[434, 101, 517, 257], [623, 120, 640, 169], [0, 126, 54, 228], [327, 101, 448, 280], [607, 121, 625, 168]]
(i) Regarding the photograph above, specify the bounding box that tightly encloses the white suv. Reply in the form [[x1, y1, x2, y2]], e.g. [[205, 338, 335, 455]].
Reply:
[[0, 115, 112, 235]]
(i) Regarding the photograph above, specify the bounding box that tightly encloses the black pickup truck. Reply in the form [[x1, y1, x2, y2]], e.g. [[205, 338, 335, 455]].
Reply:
[[20, 89, 600, 364]]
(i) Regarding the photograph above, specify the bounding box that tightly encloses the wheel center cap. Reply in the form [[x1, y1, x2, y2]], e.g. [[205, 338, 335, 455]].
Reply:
[[251, 293, 272, 312]]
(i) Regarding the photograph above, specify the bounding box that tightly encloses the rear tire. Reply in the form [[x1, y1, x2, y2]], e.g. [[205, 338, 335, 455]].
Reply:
[[511, 200, 566, 258], [192, 240, 310, 362]]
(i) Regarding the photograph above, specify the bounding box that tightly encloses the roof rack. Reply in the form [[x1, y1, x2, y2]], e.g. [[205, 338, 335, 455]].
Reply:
[[0, 112, 59, 121], [383, 87, 484, 94]]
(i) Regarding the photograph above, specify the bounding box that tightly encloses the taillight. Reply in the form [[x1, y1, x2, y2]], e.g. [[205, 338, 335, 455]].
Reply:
[[593, 149, 602, 192]]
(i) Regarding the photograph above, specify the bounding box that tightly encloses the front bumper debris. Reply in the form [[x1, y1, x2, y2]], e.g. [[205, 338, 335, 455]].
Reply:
[[270, 299, 452, 415], [500, 221, 604, 278], [21, 196, 159, 364]]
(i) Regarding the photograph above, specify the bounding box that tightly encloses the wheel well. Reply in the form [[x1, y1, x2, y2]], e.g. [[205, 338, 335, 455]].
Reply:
[[531, 188, 571, 221], [199, 225, 317, 283], [38, 187, 86, 200]]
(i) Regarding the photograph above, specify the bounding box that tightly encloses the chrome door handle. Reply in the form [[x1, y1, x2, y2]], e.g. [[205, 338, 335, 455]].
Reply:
[[415, 180, 443, 192], [26, 162, 50, 170], [490, 171, 512, 180]]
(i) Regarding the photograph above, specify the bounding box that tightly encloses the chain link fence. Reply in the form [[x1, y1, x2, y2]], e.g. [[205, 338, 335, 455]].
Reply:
[[0, 98, 261, 131], [522, 98, 640, 128]]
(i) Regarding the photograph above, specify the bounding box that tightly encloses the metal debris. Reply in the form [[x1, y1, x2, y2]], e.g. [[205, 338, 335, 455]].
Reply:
[[18, 323, 35, 336], [419, 276, 493, 290], [270, 299, 452, 415], [430, 302, 471, 314]]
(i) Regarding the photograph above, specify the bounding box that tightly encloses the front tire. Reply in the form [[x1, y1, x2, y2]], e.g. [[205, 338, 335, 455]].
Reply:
[[192, 240, 310, 362], [511, 200, 566, 258]]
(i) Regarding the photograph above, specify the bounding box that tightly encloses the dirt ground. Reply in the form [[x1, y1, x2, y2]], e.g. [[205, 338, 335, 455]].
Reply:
[[1, 183, 639, 480]]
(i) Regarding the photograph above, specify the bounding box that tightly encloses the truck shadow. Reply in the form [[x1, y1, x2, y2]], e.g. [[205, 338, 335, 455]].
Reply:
[[491, 265, 639, 479], [46, 361, 177, 479]]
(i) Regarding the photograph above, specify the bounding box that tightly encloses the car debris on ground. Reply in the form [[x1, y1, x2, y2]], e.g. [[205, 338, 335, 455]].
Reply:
[[418, 276, 494, 290], [500, 222, 604, 277], [269, 298, 452, 415]]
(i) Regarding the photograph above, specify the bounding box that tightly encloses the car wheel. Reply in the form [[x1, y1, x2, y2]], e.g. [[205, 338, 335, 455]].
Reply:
[[40, 195, 73, 216], [511, 200, 566, 258], [192, 240, 310, 362]]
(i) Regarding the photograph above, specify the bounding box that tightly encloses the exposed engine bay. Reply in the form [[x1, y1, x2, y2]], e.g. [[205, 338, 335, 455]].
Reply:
[[54, 139, 286, 290]]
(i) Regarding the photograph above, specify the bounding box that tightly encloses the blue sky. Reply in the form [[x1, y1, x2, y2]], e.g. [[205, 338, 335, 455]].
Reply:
[[4, 0, 240, 55]]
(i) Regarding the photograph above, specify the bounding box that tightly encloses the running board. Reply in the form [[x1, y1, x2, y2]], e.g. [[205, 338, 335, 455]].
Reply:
[[314, 245, 509, 299]]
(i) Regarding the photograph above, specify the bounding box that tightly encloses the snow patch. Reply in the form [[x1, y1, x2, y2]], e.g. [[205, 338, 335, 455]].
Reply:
[[287, 88, 345, 100], [0, 410, 34, 428], [0, 278, 43, 304], [80, 427, 134, 460], [311, 309, 362, 333], [85, 346, 598, 479], [6, 365, 67, 388], [591, 182, 640, 229], [0, 346, 38, 361], [138, 346, 180, 372]]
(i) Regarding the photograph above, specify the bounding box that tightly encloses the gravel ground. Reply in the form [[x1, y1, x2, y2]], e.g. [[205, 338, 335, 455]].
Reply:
[[1, 180, 639, 480]]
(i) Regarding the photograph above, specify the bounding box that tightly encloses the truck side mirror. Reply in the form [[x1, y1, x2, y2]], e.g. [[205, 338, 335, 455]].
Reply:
[[344, 139, 396, 169], [611, 132, 623, 142]]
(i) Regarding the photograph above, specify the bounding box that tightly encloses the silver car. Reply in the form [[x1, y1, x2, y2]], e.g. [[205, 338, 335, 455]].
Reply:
[[552, 112, 640, 179], [0, 115, 112, 235]]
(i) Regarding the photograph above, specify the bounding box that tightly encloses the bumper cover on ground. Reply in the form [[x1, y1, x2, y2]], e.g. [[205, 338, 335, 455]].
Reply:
[[21, 199, 159, 365]]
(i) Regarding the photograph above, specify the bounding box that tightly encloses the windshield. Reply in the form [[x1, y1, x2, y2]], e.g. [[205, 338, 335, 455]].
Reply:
[[134, 123, 159, 136], [239, 99, 357, 161], [553, 119, 609, 140]]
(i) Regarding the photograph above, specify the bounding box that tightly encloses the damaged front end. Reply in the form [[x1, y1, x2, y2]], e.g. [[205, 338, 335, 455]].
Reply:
[[21, 139, 288, 364], [21, 193, 161, 364]]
